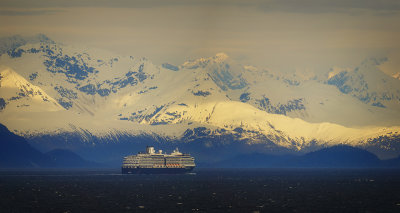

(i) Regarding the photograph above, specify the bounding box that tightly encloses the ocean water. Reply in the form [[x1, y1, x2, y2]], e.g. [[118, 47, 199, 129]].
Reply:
[[0, 168, 400, 212]]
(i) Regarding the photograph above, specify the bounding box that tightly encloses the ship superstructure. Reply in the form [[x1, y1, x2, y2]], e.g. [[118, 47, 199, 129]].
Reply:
[[122, 146, 195, 174]]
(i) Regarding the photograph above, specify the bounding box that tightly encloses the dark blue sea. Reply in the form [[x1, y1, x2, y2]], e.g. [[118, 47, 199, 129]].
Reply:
[[1, 168, 400, 212]]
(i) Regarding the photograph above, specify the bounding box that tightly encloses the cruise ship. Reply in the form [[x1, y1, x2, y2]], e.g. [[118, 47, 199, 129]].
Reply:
[[121, 146, 195, 174]]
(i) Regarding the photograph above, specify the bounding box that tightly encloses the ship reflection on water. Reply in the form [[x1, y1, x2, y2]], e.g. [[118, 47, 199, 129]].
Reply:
[[0, 169, 400, 212]]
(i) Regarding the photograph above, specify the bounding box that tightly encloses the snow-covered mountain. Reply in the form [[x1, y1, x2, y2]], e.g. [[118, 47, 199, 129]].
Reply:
[[0, 67, 63, 112], [0, 34, 399, 161], [326, 58, 400, 111]]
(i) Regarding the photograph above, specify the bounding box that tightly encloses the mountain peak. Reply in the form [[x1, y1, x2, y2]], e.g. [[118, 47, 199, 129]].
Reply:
[[213, 52, 229, 62], [0, 66, 63, 112], [361, 57, 388, 67], [181, 53, 231, 69], [32, 34, 54, 43], [0, 66, 25, 88], [0, 34, 54, 55]]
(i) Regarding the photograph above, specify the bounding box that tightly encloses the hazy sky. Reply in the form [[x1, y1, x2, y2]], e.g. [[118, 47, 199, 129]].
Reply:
[[1, 0, 400, 74]]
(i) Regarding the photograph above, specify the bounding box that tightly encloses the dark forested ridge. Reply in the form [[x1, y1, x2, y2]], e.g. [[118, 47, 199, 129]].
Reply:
[[0, 124, 100, 168]]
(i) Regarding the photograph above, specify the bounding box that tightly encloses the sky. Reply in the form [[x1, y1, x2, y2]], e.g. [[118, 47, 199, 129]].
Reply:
[[1, 0, 400, 74]]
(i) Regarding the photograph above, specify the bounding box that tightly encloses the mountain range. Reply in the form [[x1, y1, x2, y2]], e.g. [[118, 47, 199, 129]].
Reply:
[[1, 122, 398, 168], [0, 34, 399, 166]]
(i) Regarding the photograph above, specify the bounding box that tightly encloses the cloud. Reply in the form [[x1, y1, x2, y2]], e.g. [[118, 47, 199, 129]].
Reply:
[[253, 0, 400, 14], [1, 1, 399, 72], [1, 0, 400, 14], [0, 9, 63, 16], [0, 0, 189, 8]]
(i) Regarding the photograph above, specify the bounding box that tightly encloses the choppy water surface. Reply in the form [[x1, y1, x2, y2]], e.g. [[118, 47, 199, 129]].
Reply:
[[0, 168, 400, 212]]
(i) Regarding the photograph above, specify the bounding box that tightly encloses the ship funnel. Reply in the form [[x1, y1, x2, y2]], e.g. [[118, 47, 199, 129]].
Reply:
[[171, 147, 182, 155], [146, 146, 155, 154]]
